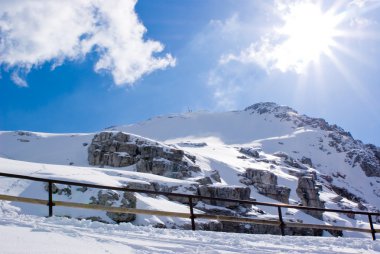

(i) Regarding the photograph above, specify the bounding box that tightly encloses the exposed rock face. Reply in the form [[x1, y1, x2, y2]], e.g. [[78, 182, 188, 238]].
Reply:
[[194, 170, 222, 185], [88, 132, 201, 179], [347, 145, 380, 177], [90, 189, 136, 223], [287, 169, 317, 187], [301, 157, 313, 167], [44, 183, 137, 223], [44, 183, 71, 197], [330, 185, 366, 203], [198, 185, 251, 208], [219, 222, 323, 236], [273, 152, 307, 170], [296, 176, 325, 220], [239, 147, 260, 158], [151, 182, 199, 204], [240, 168, 291, 203], [245, 102, 380, 177]]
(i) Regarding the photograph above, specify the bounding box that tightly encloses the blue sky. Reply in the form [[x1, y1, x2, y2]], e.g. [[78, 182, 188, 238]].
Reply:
[[1, 0, 380, 145]]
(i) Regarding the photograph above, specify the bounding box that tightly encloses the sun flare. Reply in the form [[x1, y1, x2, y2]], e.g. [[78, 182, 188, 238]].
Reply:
[[275, 2, 343, 72]]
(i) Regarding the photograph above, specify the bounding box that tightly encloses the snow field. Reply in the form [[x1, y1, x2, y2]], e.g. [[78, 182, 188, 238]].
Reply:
[[0, 210, 379, 254]]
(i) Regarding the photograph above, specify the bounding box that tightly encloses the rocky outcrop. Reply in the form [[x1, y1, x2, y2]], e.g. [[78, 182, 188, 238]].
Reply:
[[330, 185, 366, 204], [194, 170, 222, 185], [245, 102, 380, 177], [198, 185, 251, 208], [347, 145, 380, 177], [219, 221, 323, 236], [273, 152, 308, 170], [239, 147, 260, 158], [188, 220, 323, 237], [240, 168, 291, 203], [287, 169, 317, 184], [296, 176, 325, 220], [151, 182, 199, 204], [44, 183, 137, 223], [90, 189, 136, 223], [88, 132, 201, 179]]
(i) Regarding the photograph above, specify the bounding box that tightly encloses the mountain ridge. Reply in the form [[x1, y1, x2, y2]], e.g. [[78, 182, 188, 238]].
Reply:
[[0, 101, 379, 237]]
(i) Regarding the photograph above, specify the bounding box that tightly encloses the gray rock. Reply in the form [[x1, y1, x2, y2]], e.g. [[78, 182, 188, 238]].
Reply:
[[330, 185, 366, 203], [254, 183, 291, 203], [125, 182, 155, 192], [137, 158, 196, 179], [151, 182, 199, 204], [243, 168, 277, 185], [219, 221, 323, 236], [241, 168, 290, 203], [301, 157, 313, 167], [44, 183, 72, 197], [288, 169, 316, 180], [210, 170, 222, 182], [88, 131, 202, 180], [135, 159, 152, 173], [90, 190, 136, 223], [239, 147, 260, 158], [198, 185, 251, 208], [140, 145, 165, 159], [195, 176, 213, 185], [163, 148, 184, 162], [273, 152, 308, 170], [296, 176, 325, 220]]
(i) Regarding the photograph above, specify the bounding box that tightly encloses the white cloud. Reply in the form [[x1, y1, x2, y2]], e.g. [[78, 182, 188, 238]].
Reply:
[[0, 0, 175, 86], [219, 37, 278, 73]]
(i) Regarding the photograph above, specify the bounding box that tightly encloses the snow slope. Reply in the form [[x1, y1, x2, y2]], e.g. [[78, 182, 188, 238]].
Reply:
[[0, 211, 379, 254], [0, 156, 203, 226]]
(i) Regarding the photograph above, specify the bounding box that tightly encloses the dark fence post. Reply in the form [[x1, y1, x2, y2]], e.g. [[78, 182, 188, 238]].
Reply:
[[47, 181, 55, 217], [278, 207, 285, 236], [189, 196, 196, 231], [368, 214, 376, 240]]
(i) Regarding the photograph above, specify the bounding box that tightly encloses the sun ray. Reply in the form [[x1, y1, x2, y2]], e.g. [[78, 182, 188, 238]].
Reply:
[[331, 41, 376, 68], [326, 52, 378, 116]]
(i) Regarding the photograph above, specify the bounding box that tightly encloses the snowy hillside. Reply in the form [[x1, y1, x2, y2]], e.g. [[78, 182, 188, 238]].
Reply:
[[0, 212, 379, 254], [0, 102, 379, 239]]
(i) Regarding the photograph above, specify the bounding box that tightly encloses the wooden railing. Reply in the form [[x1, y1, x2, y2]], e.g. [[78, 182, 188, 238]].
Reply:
[[0, 171, 379, 240]]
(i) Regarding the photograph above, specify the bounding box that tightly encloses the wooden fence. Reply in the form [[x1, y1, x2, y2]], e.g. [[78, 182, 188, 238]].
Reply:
[[0, 171, 379, 240]]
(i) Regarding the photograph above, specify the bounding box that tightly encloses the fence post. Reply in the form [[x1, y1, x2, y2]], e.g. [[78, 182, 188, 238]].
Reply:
[[47, 181, 55, 217], [188, 196, 196, 231], [278, 207, 285, 236], [368, 214, 376, 240]]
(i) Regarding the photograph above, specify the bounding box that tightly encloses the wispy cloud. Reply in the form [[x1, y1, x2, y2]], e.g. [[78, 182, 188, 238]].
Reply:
[[0, 0, 175, 86], [218, 0, 379, 75]]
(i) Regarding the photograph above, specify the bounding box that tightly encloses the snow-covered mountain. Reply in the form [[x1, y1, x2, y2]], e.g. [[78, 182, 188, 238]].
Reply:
[[0, 102, 379, 237]]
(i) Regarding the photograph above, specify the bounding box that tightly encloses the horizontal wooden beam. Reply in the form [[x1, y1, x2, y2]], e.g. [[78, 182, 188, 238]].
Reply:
[[285, 222, 373, 233], [0, 193, 378, 236], [0, 194, 47, 206], [55, 200, 192, 219], [195, 214, 280, 225]]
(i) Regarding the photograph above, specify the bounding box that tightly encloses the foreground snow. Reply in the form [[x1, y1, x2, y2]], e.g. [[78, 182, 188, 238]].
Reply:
[[0, 209, 378, 254]]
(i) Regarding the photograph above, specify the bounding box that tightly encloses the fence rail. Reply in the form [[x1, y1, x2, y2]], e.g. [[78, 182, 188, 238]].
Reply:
[[0, 171, 379, 240]]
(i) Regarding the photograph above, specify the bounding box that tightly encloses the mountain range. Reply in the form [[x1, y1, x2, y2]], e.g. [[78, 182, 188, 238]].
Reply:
[[0, 102, 379, 237]]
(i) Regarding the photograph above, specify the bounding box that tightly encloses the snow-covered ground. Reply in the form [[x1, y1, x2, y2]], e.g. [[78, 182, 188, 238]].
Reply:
[[0, 209, 379, 254]]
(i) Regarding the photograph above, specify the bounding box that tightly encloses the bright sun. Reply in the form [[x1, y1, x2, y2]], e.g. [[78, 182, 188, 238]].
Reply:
[[275, 2, 343, 72]]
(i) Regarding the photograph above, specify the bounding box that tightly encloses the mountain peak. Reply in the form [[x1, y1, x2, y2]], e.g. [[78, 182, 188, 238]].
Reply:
[[244, 102, 298, 115]]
